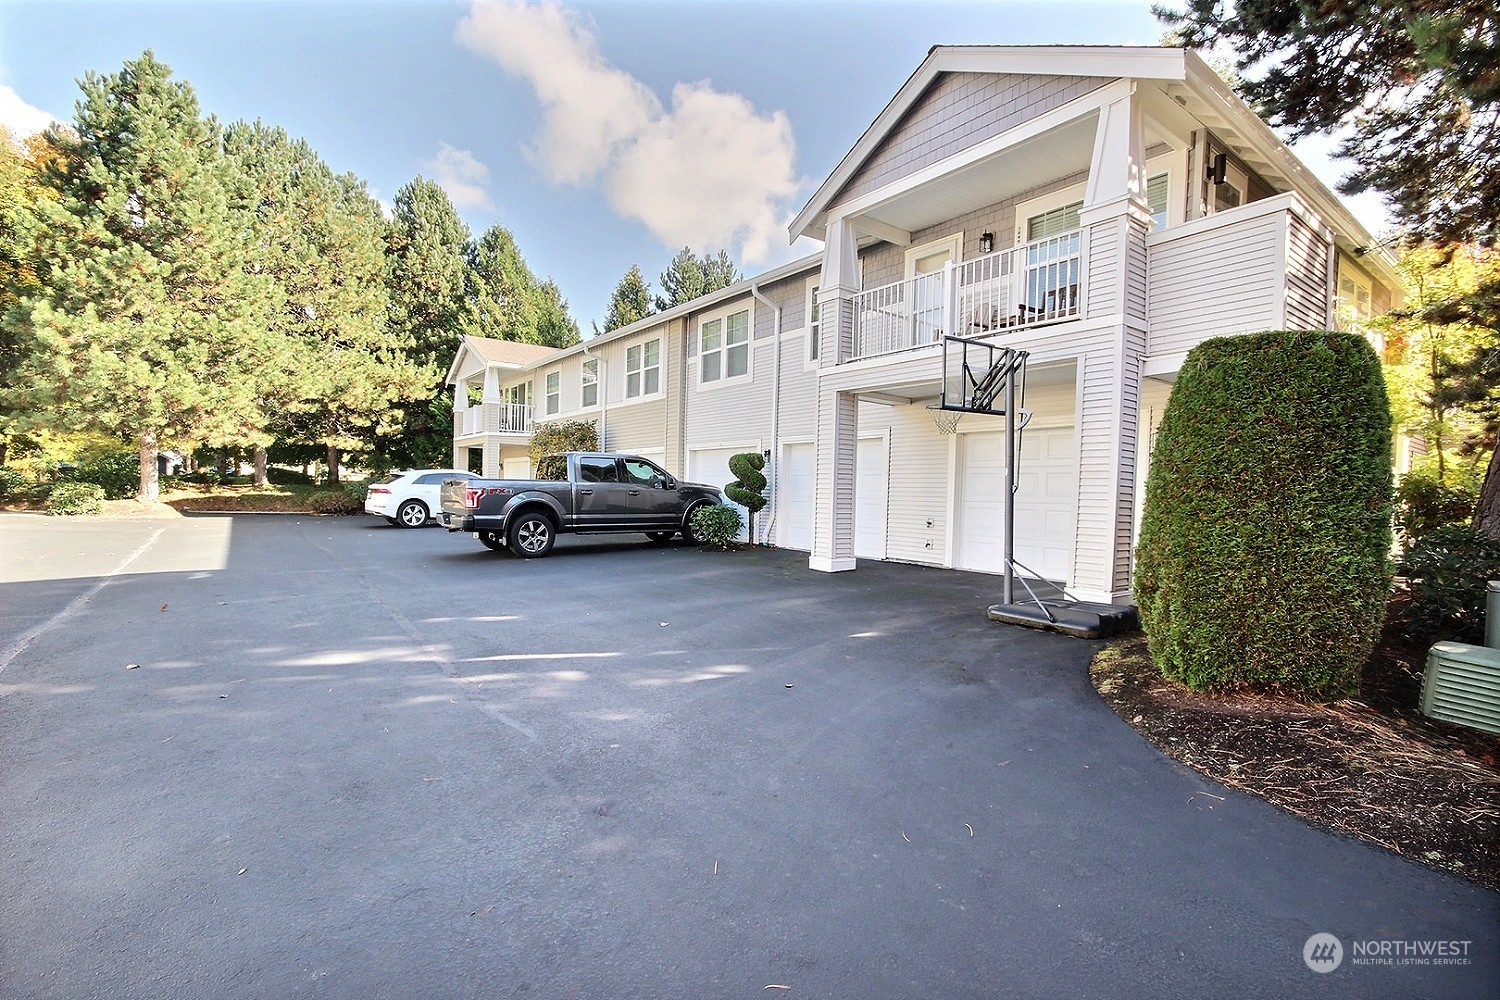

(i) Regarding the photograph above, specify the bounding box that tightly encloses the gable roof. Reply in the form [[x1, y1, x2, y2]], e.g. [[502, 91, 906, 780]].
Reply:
[[445, 335, 563, 385], [790, 45, 1188, 242]]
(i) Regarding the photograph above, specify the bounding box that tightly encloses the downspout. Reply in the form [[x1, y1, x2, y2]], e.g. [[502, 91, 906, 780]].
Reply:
[[749, 283, 782, 546], [582, 339, 607, 449]]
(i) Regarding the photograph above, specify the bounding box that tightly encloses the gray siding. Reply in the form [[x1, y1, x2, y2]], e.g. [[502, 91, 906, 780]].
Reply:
[[1285, 214, 1332, 329], [835, 72, 1109, 205], [604, 397, 668, 455]]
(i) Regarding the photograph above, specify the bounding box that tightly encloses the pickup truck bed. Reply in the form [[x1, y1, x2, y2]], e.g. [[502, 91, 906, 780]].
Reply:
[[440, 452, 724, 557]]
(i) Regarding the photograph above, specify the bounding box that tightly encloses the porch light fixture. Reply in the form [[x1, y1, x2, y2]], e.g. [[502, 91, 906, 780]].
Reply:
[[979, 232, 994, 254], [1208, 152, 1228, 185]]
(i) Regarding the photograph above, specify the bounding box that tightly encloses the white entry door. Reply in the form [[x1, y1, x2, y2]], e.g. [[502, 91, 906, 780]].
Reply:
[[956, 425, 1076, 582]]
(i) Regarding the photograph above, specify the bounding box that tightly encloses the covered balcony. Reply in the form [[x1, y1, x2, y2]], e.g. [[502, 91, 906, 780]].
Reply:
[[455, 400, 533, 438], [850, 229, 1083, 359]]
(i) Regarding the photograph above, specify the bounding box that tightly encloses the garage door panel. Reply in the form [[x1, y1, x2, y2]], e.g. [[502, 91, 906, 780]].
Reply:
[[779, 443, 815, 551], [958, 427, 1076, 582]]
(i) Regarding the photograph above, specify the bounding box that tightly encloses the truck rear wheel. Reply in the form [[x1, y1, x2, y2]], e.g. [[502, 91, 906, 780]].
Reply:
[[507, 511, 556, 558], [645, 531, 674, 544]]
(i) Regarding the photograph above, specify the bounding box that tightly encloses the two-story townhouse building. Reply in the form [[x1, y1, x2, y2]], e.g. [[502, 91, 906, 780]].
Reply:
[[448, 45, 1401, 606]]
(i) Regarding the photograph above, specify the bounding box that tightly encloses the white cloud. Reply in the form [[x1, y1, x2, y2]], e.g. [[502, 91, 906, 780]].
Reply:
[[422, 142, 494, 209], [0, 85, 57, 141], [457, 0, 803, 265]]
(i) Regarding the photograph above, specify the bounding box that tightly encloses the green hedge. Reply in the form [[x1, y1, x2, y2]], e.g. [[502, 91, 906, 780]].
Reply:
[[1134, 330, 1393, 699], [307, 490, 362, 514], [47, 482, 106, 515]]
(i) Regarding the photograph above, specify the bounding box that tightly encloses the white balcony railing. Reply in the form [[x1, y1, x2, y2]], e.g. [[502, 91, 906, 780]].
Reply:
[[851, 229, 1083, 360], [455, 402, 533, 437]]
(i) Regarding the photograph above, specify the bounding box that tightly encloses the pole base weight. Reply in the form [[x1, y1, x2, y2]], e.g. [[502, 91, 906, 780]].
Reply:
[[986, 601, 1139, 640]]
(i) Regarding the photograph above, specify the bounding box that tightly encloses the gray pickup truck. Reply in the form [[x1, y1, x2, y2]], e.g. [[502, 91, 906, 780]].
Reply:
[[439, 452, 725, 557]]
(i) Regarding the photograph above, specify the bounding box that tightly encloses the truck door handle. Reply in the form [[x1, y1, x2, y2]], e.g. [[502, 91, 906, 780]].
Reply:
[[578, 488, 593, 495], [628, 489, 641, 495]]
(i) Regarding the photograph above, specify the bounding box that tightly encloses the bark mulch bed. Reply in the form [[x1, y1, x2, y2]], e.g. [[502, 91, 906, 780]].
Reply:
[[1091, 618, 1500, 889]]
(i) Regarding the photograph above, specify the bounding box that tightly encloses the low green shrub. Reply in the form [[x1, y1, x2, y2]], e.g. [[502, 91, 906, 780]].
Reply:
[[1400, 524, 1500, 644], [307, 490, 362, 515], [47, 482, 106, 516], [65, 451, 140, 499], [266, 466, 314, 485], [341, 480, 371, 504], [1134, 330, 1393, 700], [1395, 473, 1477, 549], [0, 466, 26, 500], [690, 504, 743, 548]]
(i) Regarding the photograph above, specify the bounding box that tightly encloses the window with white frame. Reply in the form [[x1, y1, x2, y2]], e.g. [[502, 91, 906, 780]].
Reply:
[[1027, 201, 1083, 241], [807, 284, 820, 362], [544, 371, 560, 415], [1337, 261, 1374, 329], [1147, 172, 1170, 231], [581, 358, 598, 407], [625, 338, 661, 398], [700, 308, 750, 383]]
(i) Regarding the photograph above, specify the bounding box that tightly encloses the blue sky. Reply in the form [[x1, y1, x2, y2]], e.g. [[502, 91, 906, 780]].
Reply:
[[0, 1, 1389, 332]]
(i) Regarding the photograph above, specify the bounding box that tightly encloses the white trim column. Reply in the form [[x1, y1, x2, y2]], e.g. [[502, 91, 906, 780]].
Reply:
[[811, 216, 861, 572], [1072, 84, 1151, 604]]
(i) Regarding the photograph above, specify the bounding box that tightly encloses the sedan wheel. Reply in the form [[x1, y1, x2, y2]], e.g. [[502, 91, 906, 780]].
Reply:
[[396, 499, 428, 528], [507, 513, 555, 558]]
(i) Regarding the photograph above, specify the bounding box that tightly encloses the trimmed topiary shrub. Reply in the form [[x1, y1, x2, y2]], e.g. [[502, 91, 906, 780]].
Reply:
[[530, 419, 599, 481], [46, 482, 106, 516], [690, 504, 742, 548], [725, 452, 768, 542], [307, 490, 362, 515], [1400, 524, 1500, 644], [1134, 330, 1393, 699]]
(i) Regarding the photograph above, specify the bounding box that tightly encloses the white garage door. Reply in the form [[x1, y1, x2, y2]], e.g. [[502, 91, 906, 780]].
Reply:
[[778, 443, 815, 551], [775, 438, 886, 558], [957, 426, 1076, 582], [855, 436, 887, 560], [688, 447, 756, 541], [501, 455, 531, 479]]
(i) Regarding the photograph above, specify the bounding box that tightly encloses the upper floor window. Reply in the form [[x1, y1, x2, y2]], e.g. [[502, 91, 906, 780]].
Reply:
[[505, 382, 528, 407], [700, 308, 750, 383], [581, 358, 598, 407], [807, 285, 821, 362], [1338, 264, 1374, 329], [544, 371, 560, 415], [1028, 202, 1082, 241], [1147, 173, 1170, 231], [626, 338, 661, 398]]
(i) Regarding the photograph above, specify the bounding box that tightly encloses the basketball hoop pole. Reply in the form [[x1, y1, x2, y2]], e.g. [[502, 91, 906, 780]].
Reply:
[[1002, 358, 1016, 606]]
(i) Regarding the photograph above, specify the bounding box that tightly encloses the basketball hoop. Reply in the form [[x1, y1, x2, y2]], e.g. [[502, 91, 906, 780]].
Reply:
[[927, 404, 963, 436]]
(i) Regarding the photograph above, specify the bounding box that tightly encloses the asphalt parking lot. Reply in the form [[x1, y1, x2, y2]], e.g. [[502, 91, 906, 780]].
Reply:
[[1, 512, 1496, 998]]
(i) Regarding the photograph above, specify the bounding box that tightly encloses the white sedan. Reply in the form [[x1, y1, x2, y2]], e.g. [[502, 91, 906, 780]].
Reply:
[[364, 469, 479, 528]]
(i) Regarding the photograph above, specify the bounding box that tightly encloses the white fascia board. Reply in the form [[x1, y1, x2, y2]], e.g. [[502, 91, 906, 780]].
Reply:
[[827, 79, 1132, 226], [1181, 52, 1400, 288], [934, 45, 1186, 82], [445, 338, 478, 386], [790, 46, 1187, 242]]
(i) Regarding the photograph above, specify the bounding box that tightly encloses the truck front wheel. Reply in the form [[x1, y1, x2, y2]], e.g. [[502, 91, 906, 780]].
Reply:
[[507, 512, 556, 558]]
